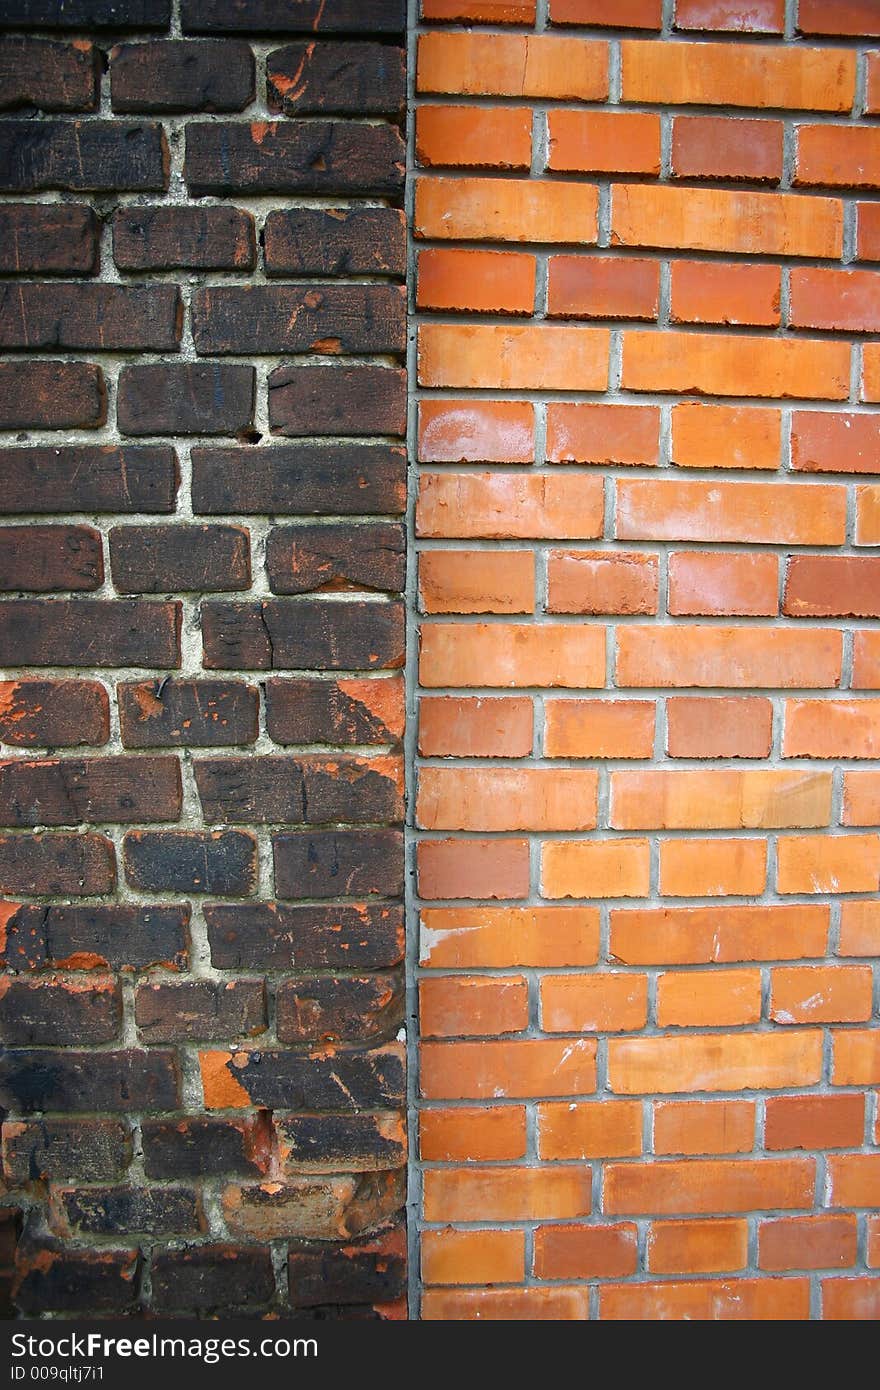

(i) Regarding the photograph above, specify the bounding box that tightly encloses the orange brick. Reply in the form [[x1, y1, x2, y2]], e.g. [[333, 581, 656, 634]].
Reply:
[[647, 1218, 749, 1275], [418, 32, 608, 99], [417, 838, 529, 900], [653, 1100, 755, 1156], [415, 105, 532, 171], [422, 1286, 591, 1320], [417, 767, 598, 832], [621, 329, 850, 400], [544, 699, 655, 760], [671, 403, 781, 471], [839, 900, 880, 957], [420, 976, 529, 1038], [667, 696, 773, 760], [416, 472, 604, 540], [541, 973, 649, 1033], [618, 478, 845, 545], [791, 266, 880, 333], [419, 323, 610, 391], [822, 1277, 880, 1322], [791, 411, 880, 474], [656, 967, 762, 1026], [659, 842, 767, 900], [668, 553, 779, 618], [610, 904, 828, 964], [611, 183, 843, 258], [832, 1029, 880, 1087], [863, 343, 880, 401], [422, 1229, 525, 1286], [827, 1154, 880, 1208], [796, 124, 880, 189], [423, 1166, 592, 1221], [783, 699, 880, 759], [605, 1156, 816, 1213], [869, 1216, 880, 1267], [856, 486, 880, 544], [547, 550, 658, 615], [538, 1100, 643, 1159], [776, 834, 880, 894], [419, 550, 534, 615], [420, 1105, 527, 1161], [414, 176, 599, 244], [616, 626, 842, 688], [857, 201, 880, 260], [671, 260, 780, 327], [675, 0, 784, 31], [421, 1038, 597, 1100], [610, 768, 832, 830], [542, 839, 651, 899], [547, 255, 659, 321], [770, 965, 874, 1024], [671, 115, 784, 182], [853, 631, 880, 688], [417, 248, 535, 314], [419, 696, 533, 758], [418, 399, 534, 465], [607, 1033, 823, 1096], [550, 0, 661, 25], [621, 39, 854, 111], [546, 402, 660, 466], [600, 1277, 809, 1320], [420, 622, 607, 688], [798, 0, 880, 36], [422, 0, 536, 20], [420, 906, 600, 968], [535, 1224, 638, 1280], [765, 1094, 865, 1152], [759, 1214, 857, 1272], [547, 110, 661, 175]]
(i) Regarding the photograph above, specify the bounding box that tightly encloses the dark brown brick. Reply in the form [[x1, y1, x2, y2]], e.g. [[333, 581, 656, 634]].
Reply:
[[265, 676, 404, 745], [0, 680, 109, 748], [135, 979, 266, 1042], [0, 756, 182, 827], [195, 754, 403, 825], [123, 829, 257, 896], [0, 0, 171, 27], [0, 832, 115, 896], [192, 284, 406, 355], [268, 364, 406, 437], [276, 974, 403, 1043], [52, 1185, 202, 1237], [2, 1119, 131, 1183], [277, 1112, 407, 1173], [200, 1042, 405, 1110], [117, 364, 255, 437], [268, 41, 405, 116], [264, 206, 405, 277], [0, 977, 122, 1046], [0, 447, 178, 515], [113, 205, 256, 271], [142, 1114, 271, 1179], [221, 1170, 404, 1240], [182, 0, 405, 31], [0, 600, 180, 668], [191, 443, 406, 515], [13, 1242, 139, 1317], [289, 1224, 406, 1307], [184, 120, 405, 196], [111, 39, 254, 113], [201, 598, 405, 671], [204, 901, 404, 970], [0, 284, 181, 352], [0, 526, 103, 593], [0, 904, 189, 973], [0, 37, 99, 112], [119, 679, 258, 748], [110, 524, 251, 593], [266, 522, 405, 595], [0, 362, 105, 430], [149, 1244, 274, 1314], [0, 204, 99, 275], [273, 828, 404, 899], [0, 1049, 178, 1114], [0, 121, 167, 192]]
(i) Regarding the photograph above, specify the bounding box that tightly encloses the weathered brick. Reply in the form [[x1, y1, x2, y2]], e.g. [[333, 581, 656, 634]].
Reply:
[[199, 1043, 405, 1111], [0, 757, 181, 827], [546, 402, 660, 466], [267, 524, 404, 596], [201, 599, 404, 671], [123, 830, 257, 896], [0, 283, 181, 352], [420, 549, 534, 614], [278, 1112, 407, 1174], [0, 121, 167, 192], [0, 526, 103, 593], [268, 41, 405, 116], [266, 677, 404, 746], [268, 364, 406, 437], [184, 121, 405, 196], [0, 904, 188, 973], [2, 1119, 130, 1183], [0, 204, 99, 275], [110, 524, 250, 594], [52, 1185, 202, 1238], [195, 755, 404, 825], [135, 979, 267, 1042], [0, 832, 115, 896], [276, 974, 403, 1043], [141, 1114, 271, 1179], [149, 1245, 274, 1314], [0, 600, 180, 669], [0, 0, 171, 26], [192, 444, 406, 516], [0, 977, 121, 1046], [0, 1049, 178, 1114], [0, 37, 99, 112], [221, 1169, 404, 1241], [13, 1243, 139, 1317], [119, 680, 258, 748], [0, 362, 105, 430], [0, 680, 109, 748], [111, 40, 254, 112], [181, 0, 405, 30], [0, 447, 178, 514], [193, 284, 405, 355], [117, 364, 255, 436], [548, 255, 660, 321], [289, 1225, 406, 1307], [273, 829, 404, 899], [264, 207, 405, 277], [112, 206, 256, 271], [204, 902, 404, 970]]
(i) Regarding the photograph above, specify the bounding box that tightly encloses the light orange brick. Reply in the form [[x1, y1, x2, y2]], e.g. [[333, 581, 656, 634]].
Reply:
[[656, 968, 762, 1026], [541, 973, 649, 1032], [783, 700, 880, 759], [547, 550, 658, 615], [855, 485, 880, 544], [647, 1218, 749, 1275], [415, 105, 532, 171], [417, 248, 535, 314], [423, 1166, 592, 1222], [542, 839, 652, 899], [796, 124, 880, 189], [547, 110, 661, 175], [667, 552, 779, 618], [422, 1229, 525, 1286], [616, 625, 842, 689], [534, 1224, 639, 1280], [826, 1154, 880, 1208], [419, 323, 610, 391], [621, 39, 854, 110], [610, 768, 832, 830], [600, 1277, 809, 1321], [546, 402, 660, 465], [653, 1100, 755, 1156], [770, 965, 874, 1025], [420, 1105, 527, 1161], [832, 1029, 880, 1087], [417, 32, 608, 99], [416, 472, 604, 540], [853, 631, 880, 688], [621, 329, 850, 400], [417, 766, 598, 832], [618, 478, 845, 545], [671, 260, 781, 327], [667, 696, 773, 759], [414, 176, 599, 244], [671, 403, 782, 471], [659, 841, 767, 899], [419, 550, 534, 615], [420, 622, 607, 689], [776, 834, 880, 895], [417, 838, 530, 900], [422, 1286, 591, 1320], [421, 1038, 597, 1100], [610, 904, 829, 965], [418, 399, 534, 464], [822, 1278, 880, 1322], [839, 900, 880, 956], [608, 1032, 823, 1095], [420, 976, 529, 1038], [605, 1155, 816, 1212], [611, 183, 843, 258], [544, 699, 655, 760], [420, 906, 600, 969], [538, 1100, 643, 1159], [418, 696, 533, 759]]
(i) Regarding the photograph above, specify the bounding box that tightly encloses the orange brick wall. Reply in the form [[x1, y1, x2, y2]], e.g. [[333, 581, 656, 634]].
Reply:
[[411, 0, 880, 1320]]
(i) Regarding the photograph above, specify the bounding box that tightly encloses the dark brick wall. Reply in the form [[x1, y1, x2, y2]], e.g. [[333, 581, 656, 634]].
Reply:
[[0, 0, 406, 1319]]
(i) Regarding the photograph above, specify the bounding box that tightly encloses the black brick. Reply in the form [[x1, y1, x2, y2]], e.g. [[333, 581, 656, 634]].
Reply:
[[0, 121, 168, 193], [142, 1114, 271, 1179], [276, 1112, 406, 1173], [0, 978, 122, 1046], [0, 1049, 178, 1114], [53, 1185, 202, 1237], [263, 207, 405, 277], [268, 42, 404, 117], [0, 1, 171, 28], [123, 829, 257, 896], [265, 676, 404, 746], [0, 205, 99, 275], [1, 1119, 131, 1182], [276, 974, 403, 1043], [204, 902, 404, 970], [117, 364, 255, 436], [273, 828, 404, 899], [135, 979, 266, 1042], [288, 1225, 405, 1306], [192, 283, 405, 355], [267, 522, 405, 595], [110, 524, 251, 593], [200, 1042, 405, 1110], [118, 679, 258, 748], [194, 754, 403, 825], [0, 904, 189, 973], [0, 756, 182, 827], [191, 443, 406, 516], [113, 205, 256, 270], [0, 832, 115, 896], [0, 284, 181, 352], [0, 37, 100, 112], [149, 1245, 274, 1314], [0, 447, 178, 515], [184, 120, 404, 196], [111, 39, 254, 113], [181, 0, 405, 33], [13, 1242, 139, 1317], [268, 363, 406, 437], [0, 363, 105, 430], [0, 680, 110, 748], [200, 598, 405, 671], [0, 600, 181, 668], [0, 526, 103, 592]]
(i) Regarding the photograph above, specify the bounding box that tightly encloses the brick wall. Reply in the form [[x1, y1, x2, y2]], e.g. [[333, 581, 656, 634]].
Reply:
[[0, 0, 408, 1318], [413, 0, 880, 1320]]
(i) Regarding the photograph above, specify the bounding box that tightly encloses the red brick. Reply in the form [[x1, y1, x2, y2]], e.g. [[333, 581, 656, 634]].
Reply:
[[547, 110, 661, 175], [857, 201, 880, 260], [671, 115, 784, 182], [667, 697, 773, 759], [671, 260, 780, 327], [547, 255, 659, 321], [422, 1287, 590, 1320], [419, 550, 535, 614], [667, 553, 779, 617], [647, 1218, 749, 1274], [420, 976, 528, 1038], [765, 1094, 865, 1151], [827, 1155, 880, 1208], [418, 400, 534, 464], [534, 1224, 638, 1280], [759, 1215, 857, 1272], [422, 1039, 596, 1100], [547, 551, 658, 615], [791, 411, 880, 475], [423, 0, 536, 20], [546, 402, 660, 466], [549, 0, 661, 24], [796, 125, 880, 189], [784, 699, 880, 759], [798, 0, 880, 37], [791, 266, 880, 332], [416, 105, 531, 171], [856, 486, 880, 545], [784, 556, 880, 619], [852, 632, 880, 688]]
